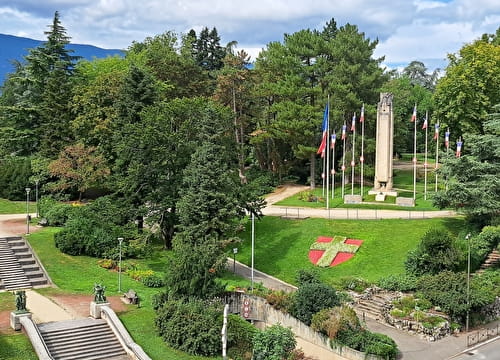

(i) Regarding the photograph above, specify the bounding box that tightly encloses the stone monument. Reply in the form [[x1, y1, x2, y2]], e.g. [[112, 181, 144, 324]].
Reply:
[[90, 283, 109, 319], [369, 93, 398, 198], [10, 290, 32, 331]]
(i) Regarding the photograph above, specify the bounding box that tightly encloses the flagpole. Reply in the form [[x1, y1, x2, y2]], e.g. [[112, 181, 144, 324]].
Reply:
[[326, 97, 330, 209], [445, 128, 450, 191], [331, 131, 336, 199], [413, 105, 417, 201], [351, 113, 356, 195], [322, 155, 325, 196], [424, 111, 428, 200], [341, 123, 346, 200], [360, 105, 365, 199], [434, 123, 439, 192]]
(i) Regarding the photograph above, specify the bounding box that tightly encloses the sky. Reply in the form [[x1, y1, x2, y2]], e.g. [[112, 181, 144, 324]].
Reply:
[[0, 0, 499, 71]]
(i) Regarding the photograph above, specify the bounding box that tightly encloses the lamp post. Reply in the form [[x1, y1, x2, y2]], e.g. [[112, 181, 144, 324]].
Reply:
[[118, 237, 124, 293], [232, 248, 238, 273], [465, 233, 471, 334], [25, 187, 31, 235], [251, 212, 255, 290], [35, 179, 39, 218]]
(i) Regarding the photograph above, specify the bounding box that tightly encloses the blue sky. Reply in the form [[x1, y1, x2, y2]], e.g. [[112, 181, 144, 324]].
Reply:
[[0, 0, 499, 71]]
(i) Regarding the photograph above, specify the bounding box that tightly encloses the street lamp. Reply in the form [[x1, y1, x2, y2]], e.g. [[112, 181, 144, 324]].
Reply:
[[251, 212, 255, 290], [232, 248, 238, 273], [25, 188, 31, 235], [465, 233, 472, 333], [35, 179, 39, 218], [118, 237, 124, 293]]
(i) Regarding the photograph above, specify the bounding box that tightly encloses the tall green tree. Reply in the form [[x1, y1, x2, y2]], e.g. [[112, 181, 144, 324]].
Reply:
[[433, 28, 500, 136]]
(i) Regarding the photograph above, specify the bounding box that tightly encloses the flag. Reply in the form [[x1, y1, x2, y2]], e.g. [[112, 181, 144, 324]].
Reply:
[[422, 115, 428, 130], [411, 105, 417, 122], [330, 133, 336, 149], [456, 139, 463, 157], [351, 113, 356, 132], [316, 103, 329, 155], [341, 124, 347, 140], [445, 129, 450, 149], [433, 123, 440, 140], [360, 104, 365, 123]]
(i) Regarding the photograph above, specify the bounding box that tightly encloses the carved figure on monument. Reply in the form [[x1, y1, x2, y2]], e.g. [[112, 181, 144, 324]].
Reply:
[[93, 283, 107, 303], [14, 290, 27, 312]]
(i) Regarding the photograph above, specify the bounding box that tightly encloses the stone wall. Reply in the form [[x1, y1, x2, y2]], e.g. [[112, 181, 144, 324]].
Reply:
[[479, 296, 500, 322]]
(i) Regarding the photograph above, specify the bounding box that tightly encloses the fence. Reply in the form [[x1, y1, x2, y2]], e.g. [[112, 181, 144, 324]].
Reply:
[[466, 323, 500, 347]]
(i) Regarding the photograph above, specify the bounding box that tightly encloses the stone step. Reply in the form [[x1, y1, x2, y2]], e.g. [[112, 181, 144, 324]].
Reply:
[[22, 264, 40, 272], [30, 278, 48, 287], [25, 270, 45, 279], [18, 258, 36, 266], [10, 246, 29, 253], [14, 251, 34, 259]]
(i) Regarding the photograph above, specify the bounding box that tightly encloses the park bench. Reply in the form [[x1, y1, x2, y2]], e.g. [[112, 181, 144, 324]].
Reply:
[[123, 289, 139, 305]]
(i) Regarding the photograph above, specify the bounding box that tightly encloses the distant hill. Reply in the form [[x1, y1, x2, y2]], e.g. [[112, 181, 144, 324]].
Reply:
[[0, 33, 124, 85]]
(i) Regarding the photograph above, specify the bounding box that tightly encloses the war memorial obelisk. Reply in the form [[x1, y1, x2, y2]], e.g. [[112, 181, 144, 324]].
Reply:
[[369, 93, 397, 198]]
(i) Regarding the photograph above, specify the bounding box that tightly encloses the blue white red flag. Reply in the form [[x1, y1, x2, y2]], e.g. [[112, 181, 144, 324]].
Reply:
[[456, 140, 463, 158], [433, 123, 440, 140], [330, 133, 336, 149], [445, 129, 450, 149], [422, 115, 428, 130], [351, 113, 356, 132], [411, 105, 417, 122], [360, 105, 365, 123], [341, 124, 347, 140], [316, 103, 329, 155]]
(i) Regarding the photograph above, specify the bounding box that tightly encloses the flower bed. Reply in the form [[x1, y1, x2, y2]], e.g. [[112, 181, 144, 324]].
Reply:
[[308, 236, 363, 267]]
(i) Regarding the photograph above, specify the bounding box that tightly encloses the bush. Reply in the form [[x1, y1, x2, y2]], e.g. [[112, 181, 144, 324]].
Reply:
[[252, 324, 296, 360], [377, 273, 417, 292], [469, 226, 500, 271], [266, 290, 293, 313], [337, 276, 371, 292], [39, 197, 75, 226], [335, 328, 398, 360], [290, 281, 339, 325], [140, 273, 165, 288], [311, 306, 360, 339], [227, 314, 258, 360], [295, 269, 320, 286], [405, 228, 462, 276], [0, 156, 32, 200], [97, 259, 116, 270], [155, 298, 222, 356]]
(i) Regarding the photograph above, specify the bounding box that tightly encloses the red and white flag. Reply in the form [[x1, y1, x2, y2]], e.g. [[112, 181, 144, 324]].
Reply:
[[360, 104, 365, 123], [422, 115, 428, 129]]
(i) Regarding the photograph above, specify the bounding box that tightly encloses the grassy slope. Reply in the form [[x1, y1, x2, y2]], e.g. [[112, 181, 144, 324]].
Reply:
[[20, 228, 220, 360], [0, 199, 36, 214], [235, 216, 465, 285]]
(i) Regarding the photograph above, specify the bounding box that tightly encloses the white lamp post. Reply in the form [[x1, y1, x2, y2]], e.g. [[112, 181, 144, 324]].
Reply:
[[25, 187, 31, 235], [118, 237, 124, 293], [251, 212, 255, 290], [35, 179, 39, 218]]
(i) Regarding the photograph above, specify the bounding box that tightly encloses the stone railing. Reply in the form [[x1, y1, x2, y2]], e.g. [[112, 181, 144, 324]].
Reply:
[[100, 305, 151, 360], [19, 315, 54, 360]]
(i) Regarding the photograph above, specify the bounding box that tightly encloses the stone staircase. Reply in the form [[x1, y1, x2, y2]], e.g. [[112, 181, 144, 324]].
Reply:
[[353, 291, 395, 321], [38, 318, 129, 360], [478, 249, 500, 273], [0, 236, 49, 291]]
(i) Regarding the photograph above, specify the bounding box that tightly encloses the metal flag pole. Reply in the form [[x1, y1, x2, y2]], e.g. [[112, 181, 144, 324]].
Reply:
[[326, 97, 330, 209], [341, 123, 347, 200], [445, 128, 450, 191], [423, 111, 428, 200], [434, 122, 440, 192], [360, 104, 365, 198], [331, 132, 336, 199], [412, 105, 417, 201], [351, 113, 356, 195]]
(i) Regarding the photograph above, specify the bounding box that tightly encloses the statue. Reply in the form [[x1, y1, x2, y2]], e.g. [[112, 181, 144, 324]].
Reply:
[[14, 290, 27, 312], [93, 283, 107, 303]]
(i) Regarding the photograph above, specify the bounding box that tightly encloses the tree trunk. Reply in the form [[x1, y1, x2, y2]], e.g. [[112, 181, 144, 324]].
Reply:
[[310, 153, 316, 189]]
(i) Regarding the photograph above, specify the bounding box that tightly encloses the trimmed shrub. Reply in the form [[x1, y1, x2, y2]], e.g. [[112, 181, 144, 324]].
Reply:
[[266, 290, 293, 313], [296, 269, 321, 286], [290, 281, 339, 325], [155, 298, 222, 356], [141, 273, 165, 288], [253, 324, 296, 360], [335, 328, 398, 360], [337, 276, 371, 292], [311, 306, 360, 339], [377, 273, 417, 292], [227, 314, 258, 360], [39, 197, 75, 226]]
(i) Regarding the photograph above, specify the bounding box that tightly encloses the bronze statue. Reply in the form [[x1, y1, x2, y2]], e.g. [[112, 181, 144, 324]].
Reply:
[[14, 290, 27, 312], [93, 283, 107, 303]]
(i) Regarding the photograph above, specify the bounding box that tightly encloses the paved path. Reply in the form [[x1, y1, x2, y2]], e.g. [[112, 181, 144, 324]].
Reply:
[[25, 289, 75, 323], [263, 184, 458, 220]]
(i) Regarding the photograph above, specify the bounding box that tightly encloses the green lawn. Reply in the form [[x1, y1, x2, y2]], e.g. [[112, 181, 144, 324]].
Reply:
[[21, 228, 221, 360], [235, 216, 465, 285], [0, 334, 38, 360], [0, 199, 37, 214]]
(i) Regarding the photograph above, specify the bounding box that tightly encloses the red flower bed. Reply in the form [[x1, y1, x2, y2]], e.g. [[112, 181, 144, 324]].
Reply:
[[345, 239, 363, 246], [308, 237, 364, 267], [308, 250, 325, 264], [317, 236, 333, 243], [331, 252, 354, 266]]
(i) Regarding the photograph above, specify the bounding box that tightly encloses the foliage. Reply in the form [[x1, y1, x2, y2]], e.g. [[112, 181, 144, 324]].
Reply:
[[377, 273, 417, 292], [47, 143, 110, 200], [38, 197, 75, 226], [334, 327, 398, 360], [155, 298, 222, 356], [295, 269, 321, 286], [466, 226, 500, 271], [265, 290, 293, 313], [140, 273, 165, 288], [311, 305, 360, 339], [336, 276, 371, 292], [0, 157, 32, 200], [434, 109, 500, 224], [405, 228, 462, 276], [252, 324, 296, 360], [290, 281, 339, 325], [227, 314, 259, 360]]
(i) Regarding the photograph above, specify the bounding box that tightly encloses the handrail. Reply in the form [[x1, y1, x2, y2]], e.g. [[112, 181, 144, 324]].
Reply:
[[19, 316, 54, 360], [100, 305, 151, 360]]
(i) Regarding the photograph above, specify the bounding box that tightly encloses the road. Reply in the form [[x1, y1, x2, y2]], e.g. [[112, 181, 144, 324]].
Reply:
[[451, 337, 500, 359]]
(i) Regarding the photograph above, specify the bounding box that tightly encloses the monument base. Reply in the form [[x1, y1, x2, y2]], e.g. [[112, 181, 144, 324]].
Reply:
[[396, 197, 415, 207], [344, 195, 363, 204], [368, 189, 398, 197], [90, 301, 110, 319], [10, 311, 31, 331]]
